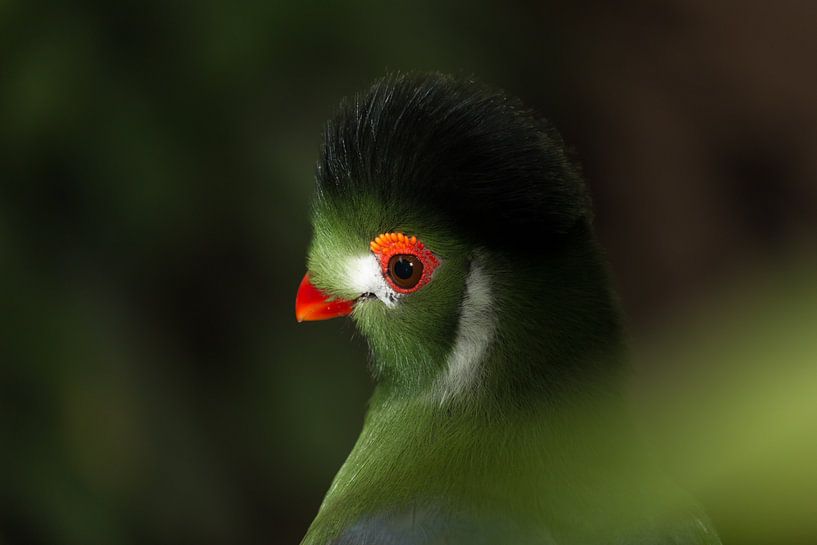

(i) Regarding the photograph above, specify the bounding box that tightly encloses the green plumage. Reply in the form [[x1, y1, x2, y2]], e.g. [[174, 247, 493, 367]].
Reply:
[[300, 73, 720, 545]]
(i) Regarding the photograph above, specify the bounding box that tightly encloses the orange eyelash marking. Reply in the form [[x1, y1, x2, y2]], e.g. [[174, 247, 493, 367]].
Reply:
[[368, 231, 440, 293]]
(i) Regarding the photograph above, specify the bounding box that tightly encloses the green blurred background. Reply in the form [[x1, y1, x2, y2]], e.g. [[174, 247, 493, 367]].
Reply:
[[1, 1, 816, 544]]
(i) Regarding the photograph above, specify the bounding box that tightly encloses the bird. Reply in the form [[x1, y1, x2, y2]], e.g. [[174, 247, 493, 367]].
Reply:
[[295, 72, 721, 545]]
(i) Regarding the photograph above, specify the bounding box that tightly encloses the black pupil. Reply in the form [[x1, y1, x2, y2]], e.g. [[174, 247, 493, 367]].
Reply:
[[393, 257, 414, 279]]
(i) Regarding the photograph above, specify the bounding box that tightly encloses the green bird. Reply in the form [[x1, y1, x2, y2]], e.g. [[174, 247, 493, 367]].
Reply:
[[295, 73, 720, 545]]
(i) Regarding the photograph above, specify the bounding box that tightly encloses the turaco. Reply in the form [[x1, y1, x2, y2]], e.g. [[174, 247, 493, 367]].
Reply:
[[295, 72, 720, 545]]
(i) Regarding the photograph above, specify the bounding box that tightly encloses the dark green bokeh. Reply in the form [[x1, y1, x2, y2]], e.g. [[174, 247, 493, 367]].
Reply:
[[2, 2, 816, 544]]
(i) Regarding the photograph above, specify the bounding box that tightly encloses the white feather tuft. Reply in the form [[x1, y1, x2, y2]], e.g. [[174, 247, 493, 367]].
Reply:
[[347, 254, 399, 308], [438, 256, 496, 401]]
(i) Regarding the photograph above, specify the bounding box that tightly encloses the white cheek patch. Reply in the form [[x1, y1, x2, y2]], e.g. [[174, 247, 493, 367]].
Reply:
[[346, 254, 399, 308], [438, 256, 496, 401]]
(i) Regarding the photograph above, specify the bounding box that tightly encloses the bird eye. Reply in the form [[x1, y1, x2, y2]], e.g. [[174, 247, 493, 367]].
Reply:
[[388, 254, 423, 290], [369, 232, 439, 294]]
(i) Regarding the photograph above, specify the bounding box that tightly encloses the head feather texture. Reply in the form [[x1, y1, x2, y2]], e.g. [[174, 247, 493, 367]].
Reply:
[[316, 72, 591, 253]]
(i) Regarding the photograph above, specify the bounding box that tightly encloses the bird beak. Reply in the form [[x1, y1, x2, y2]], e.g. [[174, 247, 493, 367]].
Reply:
[[295, 273, 355, 322]]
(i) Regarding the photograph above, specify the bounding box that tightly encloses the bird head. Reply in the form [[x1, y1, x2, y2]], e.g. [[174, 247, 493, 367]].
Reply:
[[297, 73, 621, 399]]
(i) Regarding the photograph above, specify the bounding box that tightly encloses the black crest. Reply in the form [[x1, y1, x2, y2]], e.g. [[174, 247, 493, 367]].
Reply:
[[316, 72, 591, 251]]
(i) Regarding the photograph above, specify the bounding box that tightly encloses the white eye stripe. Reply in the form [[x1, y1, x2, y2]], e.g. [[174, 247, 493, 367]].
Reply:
[[346, 254, 399, 308]]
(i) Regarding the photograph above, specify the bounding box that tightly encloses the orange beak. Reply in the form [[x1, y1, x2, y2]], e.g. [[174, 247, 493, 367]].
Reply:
[[295, 273, 355, 322]]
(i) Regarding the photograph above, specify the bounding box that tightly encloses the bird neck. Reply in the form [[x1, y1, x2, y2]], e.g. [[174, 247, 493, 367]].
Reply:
[[307, 377, 640, 544]]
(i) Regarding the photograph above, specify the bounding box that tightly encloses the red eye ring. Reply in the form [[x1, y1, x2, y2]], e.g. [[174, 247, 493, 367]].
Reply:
[[369, 232, 439, 293]]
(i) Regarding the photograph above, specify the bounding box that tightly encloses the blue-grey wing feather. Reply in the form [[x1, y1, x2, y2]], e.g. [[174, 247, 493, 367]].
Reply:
[[331, 506, 551, 545], [330, 505, 721, 545]]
